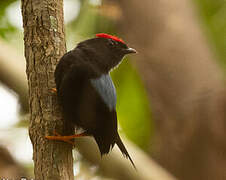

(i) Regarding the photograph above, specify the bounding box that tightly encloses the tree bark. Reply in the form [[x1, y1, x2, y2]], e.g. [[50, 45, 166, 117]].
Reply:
[[21, 0, 74, 179]]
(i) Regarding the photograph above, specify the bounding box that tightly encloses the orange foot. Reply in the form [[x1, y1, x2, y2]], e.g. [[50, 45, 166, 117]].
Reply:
[[50, 88, 57, 94], [45, 131, 88, 145]]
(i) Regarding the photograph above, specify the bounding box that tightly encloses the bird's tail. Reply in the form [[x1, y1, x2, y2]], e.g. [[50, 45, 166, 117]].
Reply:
[[115, 133, 136, 169]]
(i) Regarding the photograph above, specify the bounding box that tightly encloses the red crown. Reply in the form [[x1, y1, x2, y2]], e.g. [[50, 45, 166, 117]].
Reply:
[[96, 33, 125, 44]]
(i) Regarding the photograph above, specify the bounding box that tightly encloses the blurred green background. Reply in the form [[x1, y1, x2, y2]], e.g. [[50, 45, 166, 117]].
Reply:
[[194, 0, 226, 67]]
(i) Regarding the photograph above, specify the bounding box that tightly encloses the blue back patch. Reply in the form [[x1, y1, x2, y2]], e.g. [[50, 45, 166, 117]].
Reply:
[[90, 74, 116, 111]]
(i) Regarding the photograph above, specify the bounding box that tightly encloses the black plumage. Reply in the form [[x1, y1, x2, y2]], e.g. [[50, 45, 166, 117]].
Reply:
[[54, 34, 136, 167]]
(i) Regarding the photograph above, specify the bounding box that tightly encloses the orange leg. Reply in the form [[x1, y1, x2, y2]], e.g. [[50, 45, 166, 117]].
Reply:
[[45, 131, 88, 145]]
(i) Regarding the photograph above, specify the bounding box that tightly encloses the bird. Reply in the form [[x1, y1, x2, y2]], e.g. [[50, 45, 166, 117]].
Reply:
[[46, 33, 137, 168]]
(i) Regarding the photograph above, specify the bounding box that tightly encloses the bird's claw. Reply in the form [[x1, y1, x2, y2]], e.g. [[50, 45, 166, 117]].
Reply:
[[50, 88, 57, 94], [45, 131, 75, 146]]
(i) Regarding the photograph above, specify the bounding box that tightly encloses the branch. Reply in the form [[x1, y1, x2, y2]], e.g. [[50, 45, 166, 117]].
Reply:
[[0, 40, 28, 112], [75, 136, 177, 180], [21, 0, 74, 179], [0, 145, 28, 179]]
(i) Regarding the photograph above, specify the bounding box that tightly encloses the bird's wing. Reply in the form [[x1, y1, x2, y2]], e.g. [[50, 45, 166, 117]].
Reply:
[[90, 74, 116, 111]]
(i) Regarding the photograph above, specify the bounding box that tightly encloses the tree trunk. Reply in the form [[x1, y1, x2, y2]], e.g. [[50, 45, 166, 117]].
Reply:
[[21, 0, 74, 179]]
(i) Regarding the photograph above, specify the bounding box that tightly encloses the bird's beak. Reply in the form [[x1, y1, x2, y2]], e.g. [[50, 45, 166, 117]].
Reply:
[[124, 47, 137, 54]]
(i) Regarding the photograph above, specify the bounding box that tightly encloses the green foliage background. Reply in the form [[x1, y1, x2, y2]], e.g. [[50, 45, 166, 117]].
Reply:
[[194, 0, 226, 67]]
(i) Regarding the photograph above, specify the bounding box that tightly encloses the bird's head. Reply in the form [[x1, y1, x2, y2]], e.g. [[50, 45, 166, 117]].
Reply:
[[76, 33, 137, 72]]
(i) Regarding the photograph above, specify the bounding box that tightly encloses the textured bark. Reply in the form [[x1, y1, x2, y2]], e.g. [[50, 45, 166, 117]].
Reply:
[[21, 0, 74, 179], [112, 0, 226, 179]]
